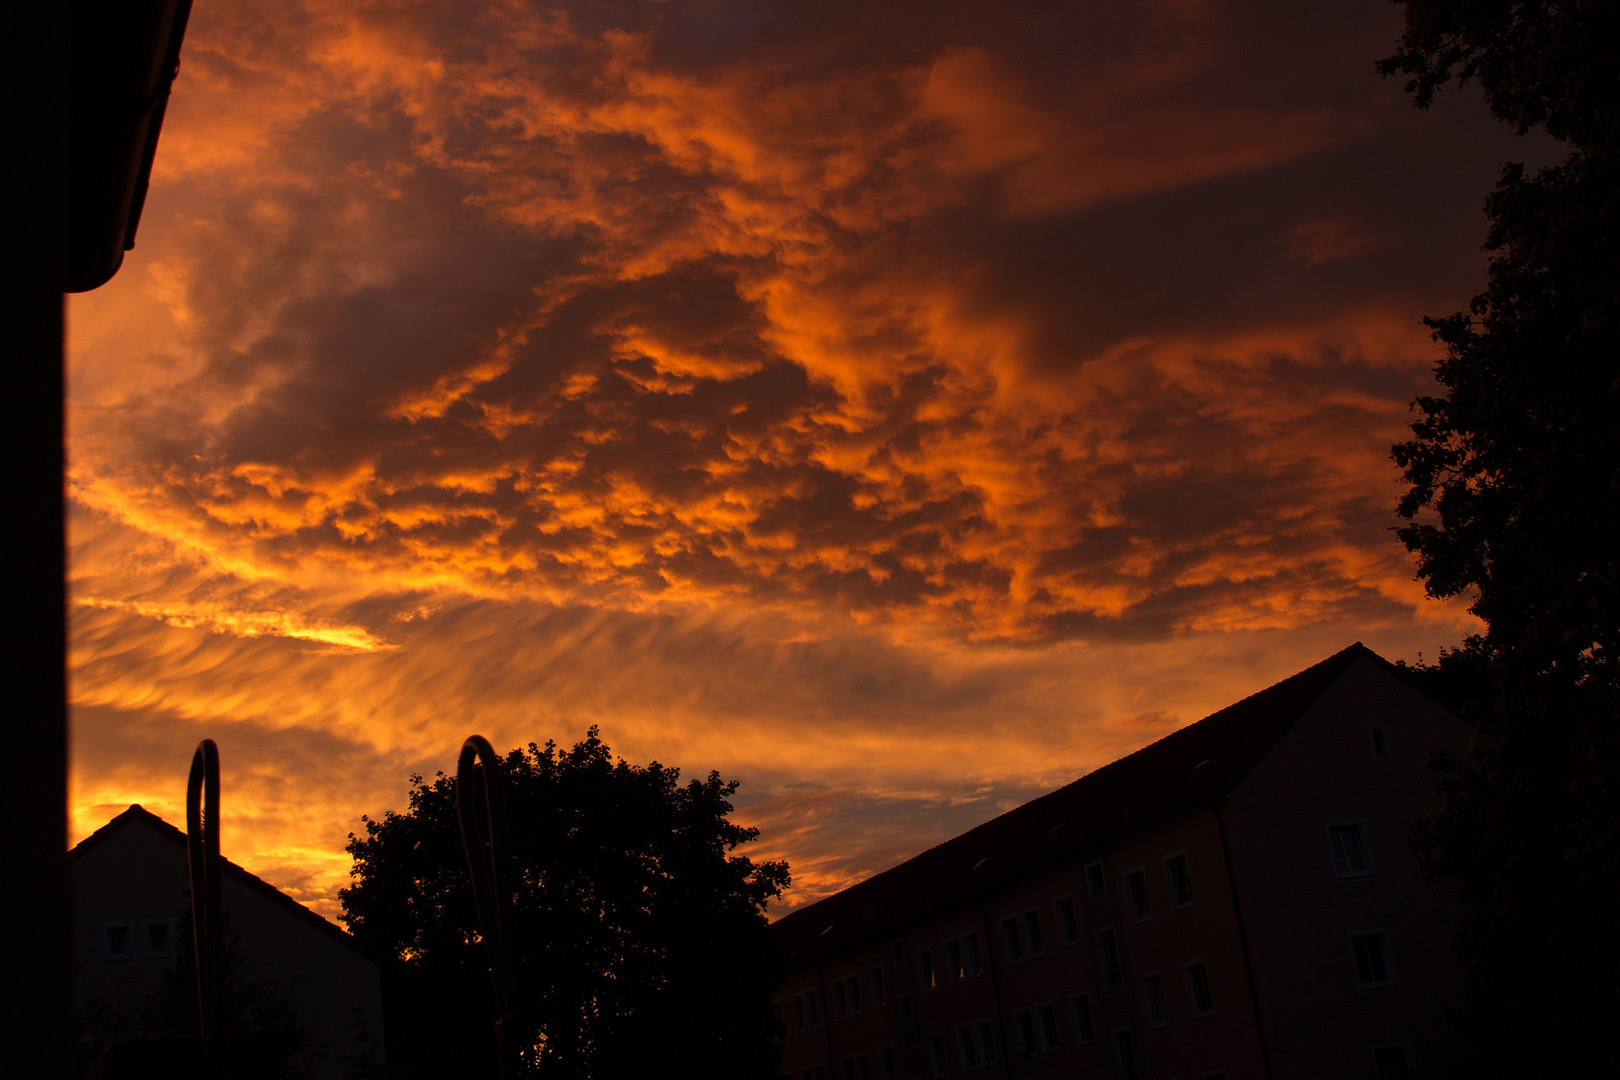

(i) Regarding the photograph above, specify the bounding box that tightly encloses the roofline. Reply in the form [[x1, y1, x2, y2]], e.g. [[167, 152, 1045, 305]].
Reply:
[[71, 804, 377, 963]]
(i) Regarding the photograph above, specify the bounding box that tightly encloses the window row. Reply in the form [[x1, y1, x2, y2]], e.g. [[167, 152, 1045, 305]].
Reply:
[[100, 918, 176, 966], [1140, 962, 1216, 1027]]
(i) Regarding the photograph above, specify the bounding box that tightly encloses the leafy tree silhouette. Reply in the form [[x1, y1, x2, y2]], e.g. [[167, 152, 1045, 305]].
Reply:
[[1383, 3, 1619, 1074], [340, 729, 789, 1080]]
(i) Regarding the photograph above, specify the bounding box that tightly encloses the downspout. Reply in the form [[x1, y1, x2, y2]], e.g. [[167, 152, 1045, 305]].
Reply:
[[974, 898, 1014, 1079], [1211, 800, 1274, 1080]]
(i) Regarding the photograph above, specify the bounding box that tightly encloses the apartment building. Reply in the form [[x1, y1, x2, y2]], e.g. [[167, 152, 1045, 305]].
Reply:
[[771, 644, 1471, 1080]]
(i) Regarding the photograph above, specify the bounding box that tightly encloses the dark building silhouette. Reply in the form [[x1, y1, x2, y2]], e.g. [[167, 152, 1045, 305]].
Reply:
[[772, 645, 1469, 1080]]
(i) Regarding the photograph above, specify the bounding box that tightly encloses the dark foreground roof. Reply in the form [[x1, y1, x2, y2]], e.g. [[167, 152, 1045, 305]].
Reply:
[[772, 643, 1413, 962], [71, 804, 375, 963]]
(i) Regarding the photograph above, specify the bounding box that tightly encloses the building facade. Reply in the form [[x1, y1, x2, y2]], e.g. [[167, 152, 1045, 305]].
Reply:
[[71, 805, 385, 1078], [771, 645, 1471, 1080]]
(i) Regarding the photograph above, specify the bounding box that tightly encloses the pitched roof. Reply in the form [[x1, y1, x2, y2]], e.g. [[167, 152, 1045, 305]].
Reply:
[[771, 642, 1414, 962], [71, 804, 375, 963]]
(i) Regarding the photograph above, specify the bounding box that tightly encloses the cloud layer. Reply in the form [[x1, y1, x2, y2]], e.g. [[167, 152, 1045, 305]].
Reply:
[[69, 0, 1521, 915]]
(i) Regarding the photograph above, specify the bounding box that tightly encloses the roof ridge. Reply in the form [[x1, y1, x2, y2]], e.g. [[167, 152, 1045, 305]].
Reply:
[[72, 803, 375, 961]]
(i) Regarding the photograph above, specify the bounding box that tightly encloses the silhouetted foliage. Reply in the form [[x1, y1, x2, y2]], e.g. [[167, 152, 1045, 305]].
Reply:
[[341, 729, 790, 1080], [1384, 2, 1620, 1074]]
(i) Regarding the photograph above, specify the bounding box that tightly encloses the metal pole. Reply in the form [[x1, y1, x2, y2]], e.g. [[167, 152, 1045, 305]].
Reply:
[[457, 735, 515, 1079], [187, 738, 222, 1076]]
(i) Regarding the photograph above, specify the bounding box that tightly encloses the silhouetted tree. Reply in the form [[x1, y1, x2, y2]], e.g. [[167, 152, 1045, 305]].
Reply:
[[1382, 3, 1619, 1074], [340, 729, 790, 1080]]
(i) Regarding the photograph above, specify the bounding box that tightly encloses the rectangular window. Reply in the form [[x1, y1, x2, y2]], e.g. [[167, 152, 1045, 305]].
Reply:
[[1096, 927, 1124, 989], [1123, 869, 1151, 922], [816, 1067, 828, 1080], [963, 932, 981, 976], [880, 1049, 896, 1080], [140, 917, 176, 963], [1085, 859, 1107, 897], [1112, 1029, 1140, 1080], [101, 921, 135, 965], [794, 995, 807, 1031], [891, 939, 906, 969], [1370, 727, 1391, 759], [1164, 854, 1194, 908], [1055, 896, 1080, 944], [803, 1070, 813, 1080], [1001, 917, 1023, 962], [807, 989, 820, 1026], [976, 1020, 995, 1063], [1184, 961, 1214, 1016], [919, 949, 937, 991], [928, 1034, 947, 1077], [1022, 910, 1044, 955], [957, 1026, 978, 1069], [849, 974, 862, 1013], [844, 1059, 858, 1080], [834, 980, 848, 1018], [1143, 974, 1170, 1027], [1071, 993, 1096, 1043], [1330, 823, 1374, 879], [1351, 931, 1397, 988], [947, 939, 964, 982], [1037, 1004, 1059, 1049], [898, 995, 916, 1045], [1372, 1043, 1413, 1078], [1016, 1010, 1037, 1055], [871, 966, 886, 1007]]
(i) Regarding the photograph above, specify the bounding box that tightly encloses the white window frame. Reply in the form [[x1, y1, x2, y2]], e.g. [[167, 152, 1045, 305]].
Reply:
[[1123, 867, 1151, 923], [1328, 821, 1376, 880], [1020, 909, 1045, 956], [1350, 929, 1398, 989], [1163, 852, 1195, 910], [1070, 992, 1097, 1044], [140, 916, 178, 964], [1084, 858, 1107, 898], [1183, 960, 1215, 1017], [1054, 894, 1080, 945], [1142, 972, 1171, 1028], [100, 920, 136, 966], [919, 948, 938, 992], [1000, 915, 1023, 963]]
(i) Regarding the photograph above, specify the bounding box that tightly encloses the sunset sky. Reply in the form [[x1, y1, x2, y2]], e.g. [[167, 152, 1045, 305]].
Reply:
[[67, 0, 1540, 920]]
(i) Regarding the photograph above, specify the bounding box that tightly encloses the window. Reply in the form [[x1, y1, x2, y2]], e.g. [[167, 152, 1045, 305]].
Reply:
[[976, 1021, 995, 1064], [140, 917, 176, 963], [1111, 1029, 1140, 1080], [834, 980, 848, 1018], [1022, 911, 1044, 955], [1015, 1006, 1059, 1054], [816, 1067, 828, 1080], [1201, 1072, 1230, 1080], [1001, 917, 1023, 962], [794, 995, 807, 1031], [897, 995, 916, 1045], [841, 1055, 871, 1080], [871, 965, 886, 1007], [1071, 993, 1096, 1043], [1055, 896, 1080, 944], [1351, 931, 1397, 988], [1184, 961, 1214, 1016], [101, 921, 135, 965], [1096, 927, 1124, 989], [919, 949, 938, 991], [945, 932, 982, 981], [957, 1026, 979, 1069], [1164, 854, 1194, 908], [1329, 822, 1374, 879], [928, 1033, 947, 1077], [1085, 859, 1107, 897], [1372, 1043, 1414, 1078], [806, 989, 821, 1026], [891, 939, 906, 968], [1123, 869, 1151, 922], [1370, 727, 1391, 759], [1143, 974, 1170, 1027], [880, 1049, 896, 1080], [848, 975, 862, 1013]]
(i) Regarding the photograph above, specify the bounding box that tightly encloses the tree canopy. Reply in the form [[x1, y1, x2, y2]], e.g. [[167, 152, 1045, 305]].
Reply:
[[341, 729, 790, 1080], [1384, 2, 1619, 1074]]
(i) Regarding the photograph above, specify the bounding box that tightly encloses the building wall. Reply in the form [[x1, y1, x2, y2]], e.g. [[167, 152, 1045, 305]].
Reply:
[[1225, 655, 1472, 1079], [72, 819, 384, 1078]]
